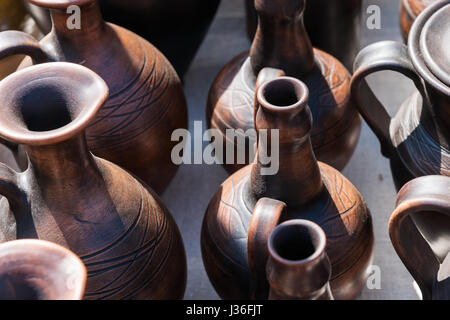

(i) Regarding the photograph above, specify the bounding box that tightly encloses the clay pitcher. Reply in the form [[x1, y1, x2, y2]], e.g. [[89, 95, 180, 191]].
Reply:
[[0, 0, 188, 194], [389, 175, 450, 300], [249, 208, 334, 300], [400, 0, 436, 42], [201, 73, 374, 300], [0, 239, 86, 300], [207, 0, 361, 174], [0, 62, 187, 299], [0, 0, 41, 80], [245, 0, 362, 70], [351, 0, 450, 190]]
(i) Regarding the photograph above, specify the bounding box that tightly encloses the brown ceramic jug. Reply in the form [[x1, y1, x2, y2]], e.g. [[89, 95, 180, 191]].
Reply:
[[0, 62, 187, 300], [207, 0, 361, 174], [201, 74, 374, 300], [245, 0, 362, 70], [400, 0, 436, 42], [0, 239, 86, 300], [0, 0, 41, 80], [389, 175, 450, 300], [250, 212, 334, 300], [351, 0, 450, 190], [0, 0, 188, 194], [21, 0, 221, 78]]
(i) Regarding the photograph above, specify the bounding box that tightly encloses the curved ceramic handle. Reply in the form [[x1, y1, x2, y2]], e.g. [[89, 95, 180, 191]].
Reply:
[[0, 163, 28, 214], [0, 31, 51, 165], [248, 197, 287, 300], [0, 30, 50, 64], [351, 41, 425, 158], [389, 175, 450, 300]]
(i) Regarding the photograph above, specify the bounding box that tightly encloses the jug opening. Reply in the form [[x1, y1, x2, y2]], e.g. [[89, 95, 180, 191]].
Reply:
[[0, 62, 108, 146], [258, 77, 309, 112], [270, 222, 322, 262], [18, 85, 73, 132], [262, 78, 305, 107], [0, 272, 41, 300]]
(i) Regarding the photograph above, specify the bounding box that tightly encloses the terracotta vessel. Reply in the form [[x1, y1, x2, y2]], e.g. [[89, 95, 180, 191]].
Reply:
[[244, 0, 362, 70], [0, 62, 187, 299], [400, 0, 436, 42], [0, 0, 188, 194], [389, 175, 450, 300], [0, 0, 41, 81], [201, 74, 374, 300], [254, 216, 334, 300], [208, 0, 361, 174], [20, 0, 221, 78], [0, 239, 86, 300], [351, 0, 450, 190]]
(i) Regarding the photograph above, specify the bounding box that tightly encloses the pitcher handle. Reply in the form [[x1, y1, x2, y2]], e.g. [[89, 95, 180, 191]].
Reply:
[[389, 175, 450, 300], [0, 30, 50, 64], [0, 31, 51, 166], [351, 41, 425, 158], [0, 162, 28, 214], [248, 197, 287, 300]]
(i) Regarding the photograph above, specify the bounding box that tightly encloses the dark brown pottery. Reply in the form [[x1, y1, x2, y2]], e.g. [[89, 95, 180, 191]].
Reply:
[[252, 213, 334, 300], [400, 0, 436, 42], [201, 74, 374, 300], [389, 175, 450, 300], [20, 0, 221, 78], [244, 0, 362, 70], [208, 0, 361, 174], [0, 0, 188, 194], [0, 62, 187, 299], [0, 239, 86, 300], [351, 0, 450, 190], [0, 0, 41, 80]]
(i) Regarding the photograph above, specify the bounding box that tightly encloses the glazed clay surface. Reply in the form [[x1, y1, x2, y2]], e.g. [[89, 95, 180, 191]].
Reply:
[[208, 0, 361, 174], [0, 62, 187, 300], [0, 0, 188, 194], [202, 75, 373, 300]]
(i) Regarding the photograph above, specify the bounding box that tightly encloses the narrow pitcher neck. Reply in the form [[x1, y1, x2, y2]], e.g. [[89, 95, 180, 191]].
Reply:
[[49, 2, 106, 51], [250, 1, 315, 78], [250, 78, 323, 207], [267, 220, 332, 300], [25, 134, 99, 183]]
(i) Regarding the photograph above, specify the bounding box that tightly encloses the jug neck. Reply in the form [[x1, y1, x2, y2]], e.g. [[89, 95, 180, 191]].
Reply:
[[249, 0, 315, 78], [250, 78, 323, 207], [266, 220, 332, 300], [49, 1, 106, 52], [25, 134, 99, 184]]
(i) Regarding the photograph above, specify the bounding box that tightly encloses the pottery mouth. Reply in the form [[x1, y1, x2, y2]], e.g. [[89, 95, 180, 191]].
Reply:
[[257, 77, 309, 113], [268, 219, 326, 265], [0, 240, 86, 300], [0, 62, 108, 146]]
